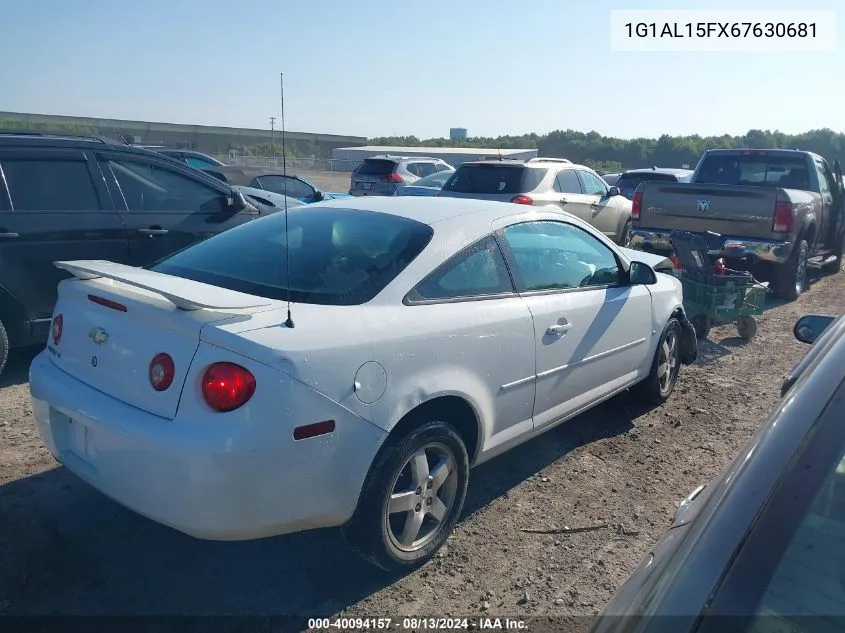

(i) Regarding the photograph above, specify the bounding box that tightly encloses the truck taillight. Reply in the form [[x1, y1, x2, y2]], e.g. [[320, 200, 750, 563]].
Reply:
[[201, 362, 256, 412], [632, 191, 642, 220], [773, 201, 795, 233], [51, 314, 63, 345], [510, 195, 533, 205]]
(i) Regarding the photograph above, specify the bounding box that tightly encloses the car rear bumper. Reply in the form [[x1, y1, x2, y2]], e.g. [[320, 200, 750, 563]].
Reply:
[[630, 229, 792, 264], [28, 350, 386, 541]]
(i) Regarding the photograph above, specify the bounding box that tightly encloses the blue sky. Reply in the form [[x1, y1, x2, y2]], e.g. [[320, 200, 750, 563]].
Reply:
[[0, 0, 842, 140]]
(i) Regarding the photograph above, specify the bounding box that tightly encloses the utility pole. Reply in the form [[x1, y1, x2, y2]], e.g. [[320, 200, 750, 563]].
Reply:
[[269, 116, 276, 158]]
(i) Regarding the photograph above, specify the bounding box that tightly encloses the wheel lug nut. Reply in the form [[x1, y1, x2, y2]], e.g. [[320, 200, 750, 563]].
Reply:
[[426, 481, 433, 489], [416, 487, 422, 495], [426, 497, 433, 505], [415, 503, 422, 512]]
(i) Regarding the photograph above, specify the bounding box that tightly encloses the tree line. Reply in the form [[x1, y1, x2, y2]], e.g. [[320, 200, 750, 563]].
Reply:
[[370, 128, 845, 173]]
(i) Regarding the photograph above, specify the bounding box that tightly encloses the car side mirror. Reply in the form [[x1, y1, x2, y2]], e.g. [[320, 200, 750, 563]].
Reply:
[[607, 186, 621, 197], [227, 190, 248, 212], [313, 190, 325, 201], [794, 314, 835, 344], [629, 261, 657, 285]]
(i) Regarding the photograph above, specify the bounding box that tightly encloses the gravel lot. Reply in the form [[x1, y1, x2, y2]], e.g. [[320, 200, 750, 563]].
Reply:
[[1, 183, 843, 621]]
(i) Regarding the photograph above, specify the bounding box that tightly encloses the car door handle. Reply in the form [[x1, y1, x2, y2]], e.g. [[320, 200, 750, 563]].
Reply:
[[0, 231, 20, 239], [560, 198, 569, 204], [138, 228, 169, 236], [546, 323, 573, 335]]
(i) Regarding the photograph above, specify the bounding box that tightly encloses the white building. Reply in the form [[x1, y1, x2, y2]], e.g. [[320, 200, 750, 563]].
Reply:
[[329, 145, 538, 171]]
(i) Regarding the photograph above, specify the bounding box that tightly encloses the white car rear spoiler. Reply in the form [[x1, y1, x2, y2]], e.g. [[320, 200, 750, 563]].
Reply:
[[54, 260, 273, 311]]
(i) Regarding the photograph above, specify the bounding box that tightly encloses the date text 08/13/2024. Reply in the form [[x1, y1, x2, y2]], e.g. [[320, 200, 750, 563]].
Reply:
[[624, 22, 817, 39]]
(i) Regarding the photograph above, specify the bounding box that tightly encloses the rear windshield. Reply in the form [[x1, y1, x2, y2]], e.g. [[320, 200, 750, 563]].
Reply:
[[696, 154, 811, 190], [617, 172, 680, 188], [354, 159, 397, 176], [441, 164, 547, 194], [152, 207, 433, 305]]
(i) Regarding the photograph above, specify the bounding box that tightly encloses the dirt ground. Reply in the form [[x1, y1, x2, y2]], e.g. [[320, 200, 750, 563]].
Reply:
[[1, 224, 843, 623]]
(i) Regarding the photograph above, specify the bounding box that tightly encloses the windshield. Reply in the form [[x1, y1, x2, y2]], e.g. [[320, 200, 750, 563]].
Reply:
[[696, 154, 811, 189], [152, 207, 433, 305], [441, 164, 547, 194]]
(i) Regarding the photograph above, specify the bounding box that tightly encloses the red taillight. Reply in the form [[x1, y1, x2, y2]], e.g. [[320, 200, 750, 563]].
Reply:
[[670, 253, 682, 269], [149, 353, 175, 391], [632, 191, 642, 220], [773, 201, 795, 233], [201, 362, 256, 412], [510, 195, 533, 205], [88, 294, 128, 312], [51, 314, 63, 345], [382, 173, 403, 183]]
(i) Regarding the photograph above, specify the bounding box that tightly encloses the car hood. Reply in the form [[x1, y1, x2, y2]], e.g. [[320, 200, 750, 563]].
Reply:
[[322, 192, 353, 199], [619, 247, 673, 271]]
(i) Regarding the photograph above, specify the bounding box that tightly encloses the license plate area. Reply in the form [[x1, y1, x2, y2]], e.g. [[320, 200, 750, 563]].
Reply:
[[52, 408, 96, 465], [362, 182, 372, 190]]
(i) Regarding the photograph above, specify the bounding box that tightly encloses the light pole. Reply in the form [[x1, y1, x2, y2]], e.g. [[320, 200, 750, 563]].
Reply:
[[270, 116, 276, 158]]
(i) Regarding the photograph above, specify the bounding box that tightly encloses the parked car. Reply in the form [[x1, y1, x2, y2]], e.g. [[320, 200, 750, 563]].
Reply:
[[349, 155, 454, 197], [592, 312, 845, 633], [29, 196, 697, 571], [630, 149, 845, 300], [439, 157, 634, 245], [204, 165, 349, 203], [395, 168, 455, 196], [141, 146, 226, 171], [615, 167, 693, 199], [0, 131, 276, 376]]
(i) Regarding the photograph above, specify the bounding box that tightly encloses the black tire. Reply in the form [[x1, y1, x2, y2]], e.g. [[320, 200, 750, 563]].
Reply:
[[737, 316, 758, 340], [343, 420, 469, 572], [774, 239, 808, 301], [0, 318, 7, 377], [821, 231, 844, 274], [637, 318, 683, 404], [691, 314, 711, 340], [619, 219, 632, 247]]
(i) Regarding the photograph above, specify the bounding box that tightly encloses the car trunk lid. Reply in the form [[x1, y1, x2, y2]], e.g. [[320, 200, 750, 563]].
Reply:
[[47, 260, 277, 419]]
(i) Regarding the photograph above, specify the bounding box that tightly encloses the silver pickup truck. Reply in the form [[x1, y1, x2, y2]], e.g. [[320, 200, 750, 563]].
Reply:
[[629, 149, 845, 300]]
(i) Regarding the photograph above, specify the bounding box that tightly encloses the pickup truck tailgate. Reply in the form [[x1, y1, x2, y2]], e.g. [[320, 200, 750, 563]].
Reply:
[[638, 183, 778, 239]]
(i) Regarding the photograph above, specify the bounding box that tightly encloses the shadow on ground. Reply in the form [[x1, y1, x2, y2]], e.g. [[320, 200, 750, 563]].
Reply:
[[0, 346, 40, 389], [0, 392, 648, 618]]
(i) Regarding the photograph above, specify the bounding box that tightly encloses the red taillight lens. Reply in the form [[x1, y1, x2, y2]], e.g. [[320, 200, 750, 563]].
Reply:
[[201, 362, 256, 412], [632, 191, 643, 220], [773, 201, 794, 233], [670, 253, 682, 269], [382, 173, 403, 183], [51, 314, 63, 345], [510, 195, 534, 205], [149, 353, 175, 391]]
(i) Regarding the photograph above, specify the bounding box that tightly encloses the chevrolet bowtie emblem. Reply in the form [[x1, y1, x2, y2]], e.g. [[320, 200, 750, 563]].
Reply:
[[88, 327, 109, 345]]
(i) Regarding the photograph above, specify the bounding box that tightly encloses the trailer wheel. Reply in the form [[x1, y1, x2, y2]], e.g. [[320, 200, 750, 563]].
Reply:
[[691, 314, 711, 340], [737, 316, 757, 341]]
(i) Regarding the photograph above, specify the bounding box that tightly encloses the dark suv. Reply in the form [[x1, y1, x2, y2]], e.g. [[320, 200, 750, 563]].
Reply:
[[0, 132, 270, 375]]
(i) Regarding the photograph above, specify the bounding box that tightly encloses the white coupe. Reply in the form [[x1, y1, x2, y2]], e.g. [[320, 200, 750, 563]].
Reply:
[[29, 197, 697, 570]]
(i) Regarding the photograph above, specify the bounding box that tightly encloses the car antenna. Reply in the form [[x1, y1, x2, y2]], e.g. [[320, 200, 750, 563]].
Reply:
[[497, 147, 502, 161], [280, 72, 294, 328]]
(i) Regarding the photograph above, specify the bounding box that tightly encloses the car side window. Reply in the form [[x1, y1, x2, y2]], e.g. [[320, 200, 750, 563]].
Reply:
[[2, 158, 101, 211], [405, 163, 422, 177], [411, 236, 513, 301], [554, 168, 583, 194], [109, 159, 226, 213], [416, 163, 439, 177], [816, 162, 831, 195], [502, 221, 621, 291], [186, 156, 220, 170], [577, 170, 608, 196], [256, 175, 315, 199]]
